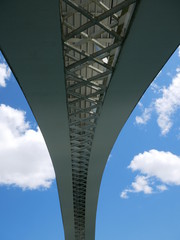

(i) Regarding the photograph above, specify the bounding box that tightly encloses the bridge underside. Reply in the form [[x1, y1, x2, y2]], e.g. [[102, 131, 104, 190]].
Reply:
[[0, 1, 180, 240]]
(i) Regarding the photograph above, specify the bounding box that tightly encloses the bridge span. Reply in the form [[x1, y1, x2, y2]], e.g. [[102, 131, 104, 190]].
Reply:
[[0, 1, 180, 239]]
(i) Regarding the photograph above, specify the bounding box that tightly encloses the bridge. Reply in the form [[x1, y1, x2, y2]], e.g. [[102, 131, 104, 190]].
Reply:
[[0, 0, 180, 239]]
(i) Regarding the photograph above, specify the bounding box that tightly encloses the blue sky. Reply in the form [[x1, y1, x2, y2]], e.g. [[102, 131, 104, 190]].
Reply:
[[0, 47, 180, 240]]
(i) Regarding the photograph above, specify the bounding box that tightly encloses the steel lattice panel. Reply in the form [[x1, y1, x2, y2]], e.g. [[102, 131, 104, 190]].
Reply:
[[59, 0, 136, 239]]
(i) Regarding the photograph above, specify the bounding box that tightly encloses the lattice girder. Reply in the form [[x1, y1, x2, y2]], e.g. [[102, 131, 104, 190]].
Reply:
[[59, 0, 137, 239]]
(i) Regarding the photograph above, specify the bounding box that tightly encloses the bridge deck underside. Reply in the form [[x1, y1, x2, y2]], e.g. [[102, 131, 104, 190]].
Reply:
[[60, 1, 136, 239], [0, 1, 180, 240]]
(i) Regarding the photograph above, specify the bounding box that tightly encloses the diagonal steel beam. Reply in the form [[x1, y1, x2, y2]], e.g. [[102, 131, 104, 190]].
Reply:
[[64, 0, 136, 41], [69, 104, 100, 117], [93, 0, 119, 21], [64, 42, 113, 71], [66, 70, 108, 85], [64, 20, 106, 49], [66, 41, 120, 71]]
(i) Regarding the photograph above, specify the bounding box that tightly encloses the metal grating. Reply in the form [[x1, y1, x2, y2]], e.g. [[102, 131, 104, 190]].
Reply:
[[59, 0, 137, 239]]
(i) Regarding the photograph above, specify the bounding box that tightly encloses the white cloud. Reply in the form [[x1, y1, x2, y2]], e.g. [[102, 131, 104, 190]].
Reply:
[[131, 175, 152, 194], [176, 67, 180, 72], [156, 185, 167, 192], [120, 175, 152, 199], [121, 149, 180, 198], [135, 106, 152, 125], [129, 149, 180, 185], [107, 153, 112, 162], [120, 190, 128, 199], [0, 63, 11, 87], [137, 101, 143, 109], [154, 72, 180, 135], [136, 70, 180, 135], [150, 82, 160, 94], [0, 104, 55, 190]]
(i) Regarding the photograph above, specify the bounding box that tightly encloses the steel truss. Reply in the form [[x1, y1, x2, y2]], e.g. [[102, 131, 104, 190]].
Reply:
[[59, 0, 137, 239]]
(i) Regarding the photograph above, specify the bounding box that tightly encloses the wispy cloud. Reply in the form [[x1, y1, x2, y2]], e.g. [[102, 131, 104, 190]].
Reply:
[[121, 175, 152, 199], [0, 104, 55, 190], [135, 70, 180, 135], [120, 190, 129, 199], [176, 67, 180, 73], [150, 82, 161, 94], [156, 184, 167, 192], [107, 153, 112, 162], [121, 149, 180, 198], [135, 106, 153, 125], [0, 62, 11, 87], [154, 72, 180, 135]]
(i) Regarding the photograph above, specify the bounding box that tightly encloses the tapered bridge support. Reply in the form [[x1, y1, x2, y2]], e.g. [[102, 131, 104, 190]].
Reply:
[[0, 1, 180, 240]]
